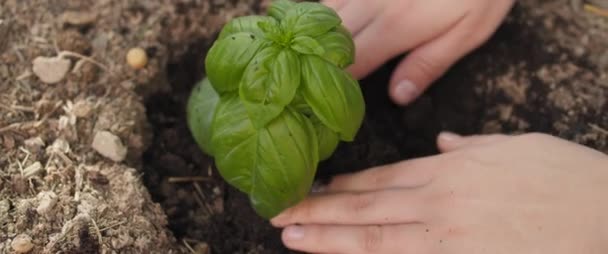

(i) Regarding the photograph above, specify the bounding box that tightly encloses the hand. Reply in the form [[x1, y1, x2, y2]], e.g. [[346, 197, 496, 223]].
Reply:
[[322, 0, 515, 105], [271, 133, 608, 254]]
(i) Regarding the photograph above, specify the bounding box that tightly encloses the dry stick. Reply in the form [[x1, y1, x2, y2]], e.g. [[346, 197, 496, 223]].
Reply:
[[89, 216, 104, 248], [167, 176, 211, 183], [58, 51, 109, 72], [193, 182, 215, 215], [589, 124, 608, 135], [182, 239, 197, 254], [99, 220, 127, 232], [584, 4, 608, 17]]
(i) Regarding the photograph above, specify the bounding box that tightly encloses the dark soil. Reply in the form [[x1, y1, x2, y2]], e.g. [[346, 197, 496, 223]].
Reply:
[[141, 2, 607, 253]]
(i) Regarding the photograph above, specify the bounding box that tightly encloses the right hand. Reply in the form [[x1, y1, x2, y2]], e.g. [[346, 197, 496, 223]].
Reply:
[[322, 0, 515, 105]]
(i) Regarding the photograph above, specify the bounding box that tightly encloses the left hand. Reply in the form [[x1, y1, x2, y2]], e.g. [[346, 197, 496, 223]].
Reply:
[[271, 133, 608, 254]]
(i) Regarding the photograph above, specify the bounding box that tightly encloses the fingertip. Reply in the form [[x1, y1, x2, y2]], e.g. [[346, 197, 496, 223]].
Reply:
[[270, 211, 289, 227], [282, 225, 306, 242], [390, 79, 421, 106], [437, 131, 463, 153], [389, 55, 440, 106]]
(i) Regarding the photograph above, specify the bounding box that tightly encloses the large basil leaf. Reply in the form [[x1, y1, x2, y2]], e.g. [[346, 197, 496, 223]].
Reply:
[[209, 94, 256, 193], [301, 55, 365, 141], [315, 25, 355, 68], [291, 36, 325, 56], [218, 16, 276, 40], [250, 108, 318, 218], [186, 78, 220, 155], [267, 0, 296, 20], [240, 46, 301, 128], [205, 32, 267, 93], [281, 2, 341, 38], [210, 96, 318, 218], [312, 117, 340, 161]]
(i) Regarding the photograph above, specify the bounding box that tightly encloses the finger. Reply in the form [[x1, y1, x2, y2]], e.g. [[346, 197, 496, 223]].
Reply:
[[387, 16, 481, 105], [321, 0, 349, 10], [281, 224, 431, 254], [334, 0, 382, 36], [271, 188, 428, 227], [437, 132, 510, 153], [326, 156, 443, 193], [347, 2, 464, 80], [388, 4, 513, 105]]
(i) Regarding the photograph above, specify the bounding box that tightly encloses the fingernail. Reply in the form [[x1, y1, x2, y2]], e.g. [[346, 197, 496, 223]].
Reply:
[[284, 225, 305, 240], [439, 132, 462, 142], [394, 80, 419, 105]]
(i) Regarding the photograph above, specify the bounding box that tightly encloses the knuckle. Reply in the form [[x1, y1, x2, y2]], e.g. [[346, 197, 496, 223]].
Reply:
[[360, 225, 384, 252], [409, 54, 442, 81]]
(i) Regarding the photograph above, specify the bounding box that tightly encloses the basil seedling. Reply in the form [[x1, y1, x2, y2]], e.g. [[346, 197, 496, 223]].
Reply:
[[187, 0, 365, 219]]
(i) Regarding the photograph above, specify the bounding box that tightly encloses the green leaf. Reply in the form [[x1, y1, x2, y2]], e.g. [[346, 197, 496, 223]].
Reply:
[[257, 18, 284, 43], [218, 16, 275, 40], [205, 32, 267, 93], [186, 78, 220, 155], [267, 0, 296, 20], [281, 2, 341, 38], [291, 36, 325, 56], [290, 93, 313, 116], [301, 55, 365, 141], [240, 46, 301, 128], [315, 25, 355, 68], [312, 117, 340, 161], [210, 96, 318, 218]]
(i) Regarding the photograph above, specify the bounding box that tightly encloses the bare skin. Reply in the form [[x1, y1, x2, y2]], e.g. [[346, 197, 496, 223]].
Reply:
[[272, 133, 608, 254], [322, 0, 515, 105]]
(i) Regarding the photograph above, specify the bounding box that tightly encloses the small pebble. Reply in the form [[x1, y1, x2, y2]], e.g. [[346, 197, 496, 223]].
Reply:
[[32, 56, 71, 84], [92, 131, 128, 162], [126, 47, 148, 69], [11, 234, 34, 253], [36, 191, 58, 216]]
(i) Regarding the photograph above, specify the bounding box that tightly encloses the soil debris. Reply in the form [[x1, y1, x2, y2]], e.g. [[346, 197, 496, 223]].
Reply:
[[32, 56, 72, 84], [11, 234, 34, 253], [91, 131, 128, 162]]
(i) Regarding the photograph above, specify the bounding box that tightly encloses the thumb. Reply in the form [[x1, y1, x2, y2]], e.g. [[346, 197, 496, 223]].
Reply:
[[437, 132, 510, 153]]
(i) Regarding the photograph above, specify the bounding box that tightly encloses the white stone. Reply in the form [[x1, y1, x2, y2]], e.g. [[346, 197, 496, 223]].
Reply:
[[92, 131, 128, 162], [11, 234, 34, 253], [36, 191, 58, 216], [32, 56, 71, 84]]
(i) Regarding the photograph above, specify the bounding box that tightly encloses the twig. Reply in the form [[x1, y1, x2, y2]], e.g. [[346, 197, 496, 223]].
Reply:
[[0, 122, 20, 133], [584, 4, 608, 17], [99, 220, 127, 232], [167, 176, 211, 183], [58, 51, 108, 71], [89, 216, 104, 248], [193, 182, 215, 215], [182, 239, 197, 254], [11, 104, 35, 112], [589, 124, 608, 135]]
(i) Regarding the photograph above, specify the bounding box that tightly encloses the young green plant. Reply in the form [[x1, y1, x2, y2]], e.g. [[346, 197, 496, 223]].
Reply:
[[187, 0, 365, 219]]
